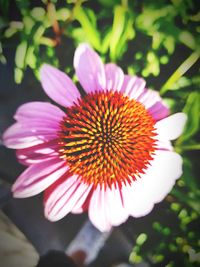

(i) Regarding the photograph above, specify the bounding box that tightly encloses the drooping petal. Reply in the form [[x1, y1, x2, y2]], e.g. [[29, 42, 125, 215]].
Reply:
[[156, 113, 187, 140], [40, 64, 80, 107], [3, 122, 58, 149], [14, 102, 65, 123], [104, 63, 124, 92], [16, 140, 59, 165], [156, 139, 173, 151], [74, 43, 106, 93], [44, 175, 92, 221], [12, 158, 69, 198], [88, 185, 112, 232], [122, 150, 183, 218], [104, 184, 128, 226]]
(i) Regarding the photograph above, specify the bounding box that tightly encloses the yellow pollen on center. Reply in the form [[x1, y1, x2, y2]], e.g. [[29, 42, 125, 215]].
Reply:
[[58, 91, 157, 188]]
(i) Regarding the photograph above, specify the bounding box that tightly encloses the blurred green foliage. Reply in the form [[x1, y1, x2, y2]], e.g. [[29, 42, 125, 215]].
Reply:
[[0, 0, 200, 266]]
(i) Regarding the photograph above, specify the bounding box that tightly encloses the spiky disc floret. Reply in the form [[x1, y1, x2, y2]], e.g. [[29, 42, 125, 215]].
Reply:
[[58, 91, 157, 188]]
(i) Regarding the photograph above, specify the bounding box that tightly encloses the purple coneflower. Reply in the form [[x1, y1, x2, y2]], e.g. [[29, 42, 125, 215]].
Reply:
[[3, 44, 186, 231]]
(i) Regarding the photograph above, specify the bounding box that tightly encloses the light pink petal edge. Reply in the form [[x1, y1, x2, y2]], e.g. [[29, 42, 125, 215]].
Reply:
[[120, 75, 169, 121], [14, 101, 65, 123], [3, 122, 58, 149], [16, 140, 59, 166], [12, 158, 69, 198], [156, 113, 187, 141], [44, 175, 92, 221], [104, 63, 124, 92], [40, 64, 80, 107], [122, 150, 183, 218], [74, 43, 106, 93]]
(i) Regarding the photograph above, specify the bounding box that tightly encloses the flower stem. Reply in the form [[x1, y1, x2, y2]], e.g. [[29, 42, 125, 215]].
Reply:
[[160, 52, 200, 95]]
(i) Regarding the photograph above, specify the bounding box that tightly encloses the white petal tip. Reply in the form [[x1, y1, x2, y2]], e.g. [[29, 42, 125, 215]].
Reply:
[[156, 112, 187, 141]]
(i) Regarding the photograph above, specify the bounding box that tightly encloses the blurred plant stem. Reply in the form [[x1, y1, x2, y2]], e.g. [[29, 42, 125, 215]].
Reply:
[[160, 52, 199, 95], [176, 144, 200, 152]]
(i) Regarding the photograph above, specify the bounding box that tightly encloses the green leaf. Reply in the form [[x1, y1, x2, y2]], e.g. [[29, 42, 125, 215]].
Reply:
[[178, 91, 200, 142], [101, 29, 112, 54], [56, 8, 70, 21], [15, 41, 27, 69], [0, 42, 6, 64], [31, 7, 45, 21], [14, 68, 24, 84], [26, 46, 36, 68], [74, 6, 101, 50], [181, 158, 199, 193], [136, 233, 148, 246], [109, 5, 135, 61], [160, 52, 199, 94], [179, 31, 196, 50]]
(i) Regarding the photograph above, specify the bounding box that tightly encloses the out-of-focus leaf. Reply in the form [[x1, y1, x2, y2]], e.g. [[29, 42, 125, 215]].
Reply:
[[16, 0, 30, 15], [4, 21, 23, 38], [178, 91, 200, 143], [26, 46, 36, 68], [152, 32, 163, 50], [98, 0, 120, 7], [15, 41, 27, 69], [181, 158, 199, 193], [163, 36, 175, 54], [101, 29, 112, 54], [5, 28, 18, 38], [142, 51, 160, 77], [71, 28, 88, 44], [0, 16, 7, 30], [160, 52, 200, 94], [136, 233, 148, 246], [166, 76, 191, 90], [0, 0, 10, 17], [33, 25, 45, 44], [74, 5, 101, 50], [23, 16, 35, 33], [129, 251, 142, 264], [189, 12, 200, 22], [163, 98, 176, 109], [56, 8, 70, 21], [0, 42, 6, 64], [109, 5, 135, 61], [14, 68, 24, 84], [31, 7, 45, 21], [172, 189, 200, 214], [179, 31, 197, 50]]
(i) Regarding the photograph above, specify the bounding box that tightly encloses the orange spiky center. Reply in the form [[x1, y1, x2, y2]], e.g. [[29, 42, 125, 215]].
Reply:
[[58, 91, 157, 188]]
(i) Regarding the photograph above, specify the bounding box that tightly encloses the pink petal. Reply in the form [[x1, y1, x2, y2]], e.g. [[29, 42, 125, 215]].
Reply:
[[104, 184, 128, 226], [12, 158, 69, 198], [121, 75, 146, 99], [137, 89, 169, 121], [120, 76, 169, 121], [156, 139, 173, 151], [88, 185, 112, 232], [122, 150, 183, 218], [16, 140, 59, 165], [14, 102, 65, 123], [156, 113, 187, 141], [148, 101, 169, 121], [120, 75, 137, 94], [44, 175, 92, 221], [104, 63, 124, 92], [40, 64, 80, 107], [74, 43, 106, 93], [3, 122, 58, 149]]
